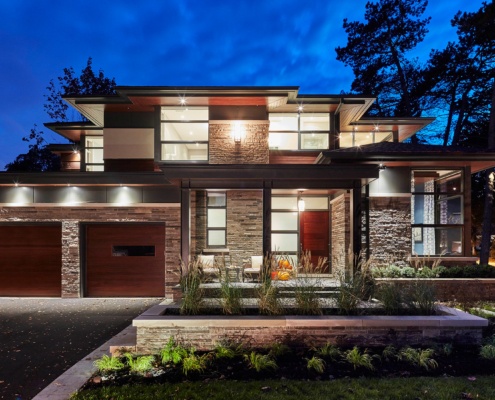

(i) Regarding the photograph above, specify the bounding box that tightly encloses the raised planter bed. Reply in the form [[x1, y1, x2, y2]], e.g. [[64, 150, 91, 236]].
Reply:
[[133, 304, 487, 353], [376, 278, 495, 302]]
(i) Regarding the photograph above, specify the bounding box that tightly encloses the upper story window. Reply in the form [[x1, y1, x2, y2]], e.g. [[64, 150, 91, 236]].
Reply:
[[84, 135, 104, 171], [339, 129, 393, 148], [160, 107, 209, 162], [411, 169, 464, 256], [268, 113, 330, 150]]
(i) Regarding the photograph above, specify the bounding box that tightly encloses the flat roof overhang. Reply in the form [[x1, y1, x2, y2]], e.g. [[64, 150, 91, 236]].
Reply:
[[159, 164, 379, 189], [0, 172, 172, 187]]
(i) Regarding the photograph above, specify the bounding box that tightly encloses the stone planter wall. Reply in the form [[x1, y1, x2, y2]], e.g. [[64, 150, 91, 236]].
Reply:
[[133, 305, 486, 353], [376, 278, 495, 302]]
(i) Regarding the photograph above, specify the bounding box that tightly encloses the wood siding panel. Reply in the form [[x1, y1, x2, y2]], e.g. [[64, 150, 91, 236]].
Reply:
[[86, 224, 165, 297], [0, 225, 62, 296]]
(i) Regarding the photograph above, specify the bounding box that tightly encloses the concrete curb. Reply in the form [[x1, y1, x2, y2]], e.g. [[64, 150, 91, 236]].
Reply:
[[32, 325, 136, 400]]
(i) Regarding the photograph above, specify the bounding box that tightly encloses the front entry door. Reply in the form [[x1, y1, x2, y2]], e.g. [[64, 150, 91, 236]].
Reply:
[[299, 211, 329, 273]]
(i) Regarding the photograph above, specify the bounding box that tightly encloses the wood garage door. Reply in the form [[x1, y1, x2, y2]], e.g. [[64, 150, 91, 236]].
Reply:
[[0, 225, 62, 296], [85, 224, 165, 297]]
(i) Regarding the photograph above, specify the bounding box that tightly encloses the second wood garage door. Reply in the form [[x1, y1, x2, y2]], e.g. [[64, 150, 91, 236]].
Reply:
[[85, 224, 165, 297]]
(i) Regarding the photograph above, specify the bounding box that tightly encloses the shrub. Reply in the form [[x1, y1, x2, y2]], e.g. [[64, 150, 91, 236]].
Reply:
[[160, 337, 188, 365], [343, 346, 377, 370], [404, 281, 437, 315], [182, 348, 209, 376], [219, 277, 243, 315], [398, 347, 438, 370], [178, 258, 205, 315], [244, 351, 278, 372], [257, 280, 282, 315], [214, 343, 237, 359], [268, 342, 290, 358], [376, 282, 404, 315], [93, 354, 125, 373], [306, 356, 326, 374], [313, 342, 342, 361], [381, 345, 398, 362], [124, 353, 155, 374], [480, 344, 495, 360]]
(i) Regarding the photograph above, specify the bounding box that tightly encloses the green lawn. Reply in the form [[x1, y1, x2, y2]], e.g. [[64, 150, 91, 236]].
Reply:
[[72, 376, 495, 400]]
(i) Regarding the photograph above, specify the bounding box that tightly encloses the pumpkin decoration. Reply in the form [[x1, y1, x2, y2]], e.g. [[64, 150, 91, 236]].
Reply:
[[270, 271, 278, 280], [277, 271, 290, 281]]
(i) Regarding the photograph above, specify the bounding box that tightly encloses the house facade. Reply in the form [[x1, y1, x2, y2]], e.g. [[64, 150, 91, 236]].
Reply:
[[1, 86, 494, 298]]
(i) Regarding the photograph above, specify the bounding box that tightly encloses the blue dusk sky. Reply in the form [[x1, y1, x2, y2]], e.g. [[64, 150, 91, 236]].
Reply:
[[0, 0, 487, 169]]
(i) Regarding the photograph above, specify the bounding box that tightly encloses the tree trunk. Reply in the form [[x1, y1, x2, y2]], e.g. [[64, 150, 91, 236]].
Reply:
[[479, 81, 495, 265]]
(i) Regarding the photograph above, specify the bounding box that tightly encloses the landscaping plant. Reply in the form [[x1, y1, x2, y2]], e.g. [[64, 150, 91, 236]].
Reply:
[[160, 337, 188, 365], [404, 281, 437, 315], [181, 348, 209, 376], [214, 343, 237, 359], [93, 354, 125, 373], [376, 281, 404, 315], [313, 342, 342, 361], [343, 346, 377, 370], [398, 347, 438, 371], [306, 356, 326, 374], [124, 353, 155, 374], [243, 351, 278, 372], [219, 275, 243, 315], [178, 257, 205, 315], [479, 344, 495, 360], [381, 345, 398, 362], [293, 250, 326, 315], [257, 279, 282, 315]]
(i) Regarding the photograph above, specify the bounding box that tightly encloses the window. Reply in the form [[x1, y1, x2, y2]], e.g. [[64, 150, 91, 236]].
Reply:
[[268, 113, 330, 150], [112, 245, 155, 256], [339, 130, 393, 148], [160, 107, 208, 161], [84, 136, 104, 171], [207, 192, 226, 247], [411, 170, 463, 256]]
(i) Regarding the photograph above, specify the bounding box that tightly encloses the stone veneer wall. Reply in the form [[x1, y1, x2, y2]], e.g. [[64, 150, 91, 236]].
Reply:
[[0, 206, 180, 298], [134, 305, 485, 353], [226, 190, 263, 266], [369, 197, 411, 266], [331, 193, 350, 276], [209, 122, 269, 164]]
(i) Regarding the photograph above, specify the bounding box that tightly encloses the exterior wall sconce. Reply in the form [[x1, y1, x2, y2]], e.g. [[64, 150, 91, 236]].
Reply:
[[232, 121, 243, 144], [297, 191, 305, 211]]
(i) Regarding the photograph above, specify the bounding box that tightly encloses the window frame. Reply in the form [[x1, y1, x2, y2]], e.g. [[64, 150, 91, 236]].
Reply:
[[206, 192, 227, 248]]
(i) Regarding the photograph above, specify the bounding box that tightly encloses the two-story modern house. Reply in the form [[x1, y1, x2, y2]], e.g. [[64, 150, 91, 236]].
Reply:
[[1, 86, 494, 298]]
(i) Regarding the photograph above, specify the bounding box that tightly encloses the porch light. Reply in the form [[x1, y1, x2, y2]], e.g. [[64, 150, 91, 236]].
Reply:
[[297, 192, 305, 212], [233, 121, 243, 144]]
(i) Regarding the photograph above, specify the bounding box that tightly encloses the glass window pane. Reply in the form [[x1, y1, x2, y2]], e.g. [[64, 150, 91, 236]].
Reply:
[[300, 114, 329, 131], [161, 122, 208, 141], [269, 113, 298, 130], [272, 212, 298, 231], [354, 132, 374, 146], [436, 195, 462, 224], [412, 170, 462, 193], [412, 227, 463, 256], [208, 230, 226, 246], [207, 192, 226, 207], [85, 136, 103, 147], [301, 134, 328, 150], [302, 197, 328, 210], [86, 148, 103, 164], [412, 195, 435, 224], [375, 131, 393, 143], [161, 143, 208, 161], [271, 233, 298, 252], [208, 209, 226, 228], [272, 197, 298, 210], [161, 107, 208, 121], [86, 165, 104, 171], [339, 132, 353, 148], [268, 132, 298, 150]]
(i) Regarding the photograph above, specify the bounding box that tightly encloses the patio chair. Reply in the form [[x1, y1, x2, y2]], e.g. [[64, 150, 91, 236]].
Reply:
[[243, 255, 263, 282]]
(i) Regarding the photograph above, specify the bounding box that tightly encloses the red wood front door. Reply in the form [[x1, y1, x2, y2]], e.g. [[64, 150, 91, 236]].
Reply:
[[299, 211, 329, 273]]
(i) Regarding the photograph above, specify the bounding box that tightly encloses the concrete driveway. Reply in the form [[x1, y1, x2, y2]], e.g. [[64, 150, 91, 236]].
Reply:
[[0, 297, 163, 400]]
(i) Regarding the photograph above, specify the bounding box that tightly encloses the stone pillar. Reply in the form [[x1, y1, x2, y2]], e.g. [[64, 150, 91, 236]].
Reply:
[[61, 220, 80, 298]]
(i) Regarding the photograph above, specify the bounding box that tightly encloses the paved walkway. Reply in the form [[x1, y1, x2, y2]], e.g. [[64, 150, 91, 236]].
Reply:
[[0, 297, 163, 400]]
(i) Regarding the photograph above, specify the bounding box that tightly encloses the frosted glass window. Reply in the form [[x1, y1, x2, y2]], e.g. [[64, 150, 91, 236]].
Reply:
[[85, 136, 103, 147], [161, 107, 208, 121], [208, 230, 226, 246], [272, 197, 298, 210], [268, 132, 298, 150], [272, 212, 298, 231], [301, 134, 329, 149], [161, 143, 208, 161], [301, 197, 328, 210], [161, 123, 208, 141], [271, 233, 298, 252], [207, 209, 226, 228], [300, 115, 329, 131], [86, 148, 103, 164], [339, 132, 353, 148], [207, 193, 226, 206], [269, 113, 298, 130]]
